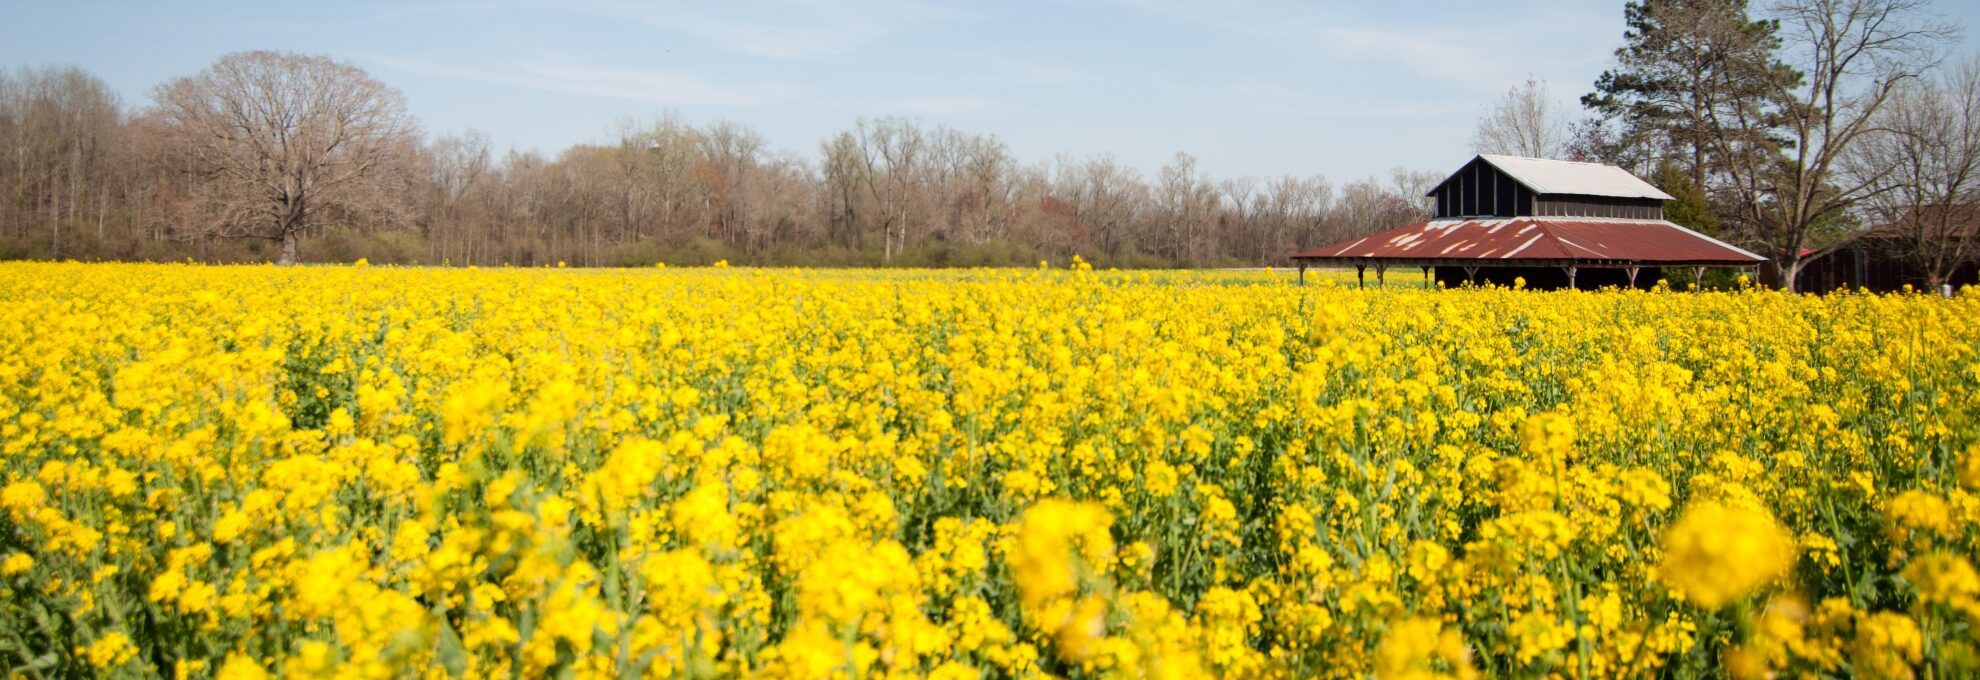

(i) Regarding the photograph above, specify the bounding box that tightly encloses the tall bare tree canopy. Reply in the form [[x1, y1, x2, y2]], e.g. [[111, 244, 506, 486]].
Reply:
[[1708, 0, 1957, 289], [153, 51, 419, 264], [1581, 0, 1962, 290], [1849, 56, 1980, 288], [0, 66, 120, 258], [1472, 78, 1573, 159]]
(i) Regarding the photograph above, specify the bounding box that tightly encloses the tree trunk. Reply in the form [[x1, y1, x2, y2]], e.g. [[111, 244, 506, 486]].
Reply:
[[278, 231, 299, 266], [1760, 253, 1803, 292]]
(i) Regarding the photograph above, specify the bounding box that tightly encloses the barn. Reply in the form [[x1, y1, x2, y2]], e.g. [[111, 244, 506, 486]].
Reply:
[[1797, 206, 1979, 294], [1291, 155, 1766, 289]]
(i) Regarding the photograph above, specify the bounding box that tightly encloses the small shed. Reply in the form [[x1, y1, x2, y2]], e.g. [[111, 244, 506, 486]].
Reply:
[[1291, 155, 1765, 289]]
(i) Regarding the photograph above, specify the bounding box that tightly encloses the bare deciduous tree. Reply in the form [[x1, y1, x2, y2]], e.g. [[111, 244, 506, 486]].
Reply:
[[1329, 171, 1434, 244], [1052, 154, 1146, 259], [425, 129, 492, 262], [934, 129, 1015, 247], [1851, 57, 1980, 289], [1388, 167, 1442, 216], [853, 118, 941, 262], [1473, 77, 1573, 158], [430, 130, 491, 206], [1156, 152, 1218, 264], [0, 65, 121, 256], [1332, 178, 1395, 238], [820, 131, 866, 249], [1706, 0, 1956, 289], [1264, 175, 1333, 250], [697, 120, 766, 248], [153, 51, 419, 264]]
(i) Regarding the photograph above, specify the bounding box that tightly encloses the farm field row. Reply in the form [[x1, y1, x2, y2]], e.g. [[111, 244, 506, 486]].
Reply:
[[1, 263, 1977, 678]]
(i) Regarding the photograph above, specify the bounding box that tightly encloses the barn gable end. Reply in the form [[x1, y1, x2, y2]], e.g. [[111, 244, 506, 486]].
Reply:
[[1428, 155, 1669, 220]]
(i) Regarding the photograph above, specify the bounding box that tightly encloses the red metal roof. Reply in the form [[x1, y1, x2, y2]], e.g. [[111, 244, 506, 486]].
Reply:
[[1291, 217, 1765, 266]]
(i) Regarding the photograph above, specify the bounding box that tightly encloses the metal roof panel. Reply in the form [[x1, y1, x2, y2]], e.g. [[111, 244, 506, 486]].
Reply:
[[1291, 217, 1767, 265], [1448, 155, 1674, 200]]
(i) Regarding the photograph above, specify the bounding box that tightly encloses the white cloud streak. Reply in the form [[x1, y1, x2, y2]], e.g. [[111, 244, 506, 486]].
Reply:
[[1106, 0, 1613, 92], [871, 95, 992, 115], [559, 0, 959, 59], [364, 54, 804, 107]]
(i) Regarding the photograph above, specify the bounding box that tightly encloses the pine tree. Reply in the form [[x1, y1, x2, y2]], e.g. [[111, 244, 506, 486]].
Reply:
[[1582, 0, 1791, 187], [1654, 161, 1733, 290], [1653, 162, 1717, 236]]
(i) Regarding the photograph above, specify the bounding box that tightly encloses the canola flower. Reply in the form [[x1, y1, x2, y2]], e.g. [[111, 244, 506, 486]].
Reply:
[[0, 262, 1977, 678], [1655, 500, 1796, 610]]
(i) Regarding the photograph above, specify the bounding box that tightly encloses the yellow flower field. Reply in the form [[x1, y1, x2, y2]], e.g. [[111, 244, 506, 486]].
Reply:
[[2, 262, 1978, 678]]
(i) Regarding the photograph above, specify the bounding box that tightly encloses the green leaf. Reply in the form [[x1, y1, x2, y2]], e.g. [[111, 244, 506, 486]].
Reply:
[[434, 609, 467, 678]]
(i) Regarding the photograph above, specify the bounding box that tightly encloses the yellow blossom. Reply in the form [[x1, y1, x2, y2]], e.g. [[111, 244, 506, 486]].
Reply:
[[84, 632, 136, 669], [0, 263, 1975, 676], [1656, 500, 1796, 609]]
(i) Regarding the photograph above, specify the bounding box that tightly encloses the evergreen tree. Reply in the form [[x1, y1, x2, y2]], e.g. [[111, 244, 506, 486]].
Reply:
[[1652, 162, 1718, 236], [1654, 161, 1734, 290], [1582, 0, 1792, 187]]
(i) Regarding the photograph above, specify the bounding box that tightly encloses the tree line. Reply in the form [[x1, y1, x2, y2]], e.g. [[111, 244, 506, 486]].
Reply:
[[0, 52, 1440, 269]]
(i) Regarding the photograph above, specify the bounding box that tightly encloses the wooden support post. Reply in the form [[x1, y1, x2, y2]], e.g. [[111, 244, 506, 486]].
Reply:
[[1298, 263, 1307, 284], [1692, 266, 1706, 291], [1375, 264, 1387, 287], [1853, 247, 1866, 289], [1626, 266, 1640, 288], [1421, 266, 1431, 290], [1463, 266, 1479, 286], [1356, 265, 1365, 289], [1565, 265, 1578, 290]]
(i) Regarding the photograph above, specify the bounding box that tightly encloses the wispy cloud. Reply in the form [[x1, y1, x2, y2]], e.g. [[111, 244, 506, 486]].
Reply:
[[982, 56, 1093, 86], [560, 0, 959, 59], [1303, 24, 1509, 86], [873, 95, 993, 115], [364, 54, 804, 106], [1221, 79, 1446, 118], [1105, 0, 1611, 91]]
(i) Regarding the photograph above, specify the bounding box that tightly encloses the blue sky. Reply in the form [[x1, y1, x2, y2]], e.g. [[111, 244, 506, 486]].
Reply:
[[5, 1, 1977, 182]]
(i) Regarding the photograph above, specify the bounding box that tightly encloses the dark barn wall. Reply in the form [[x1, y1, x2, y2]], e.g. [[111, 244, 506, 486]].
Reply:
[[1434, 266, 1662, 291], [1496, 171, 1517, 218], [1799, 242, 1980, 292], [1532, 195, 1663, 220], [1797, 248, 1861, 292], [1433, 158, 1535, 219]]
